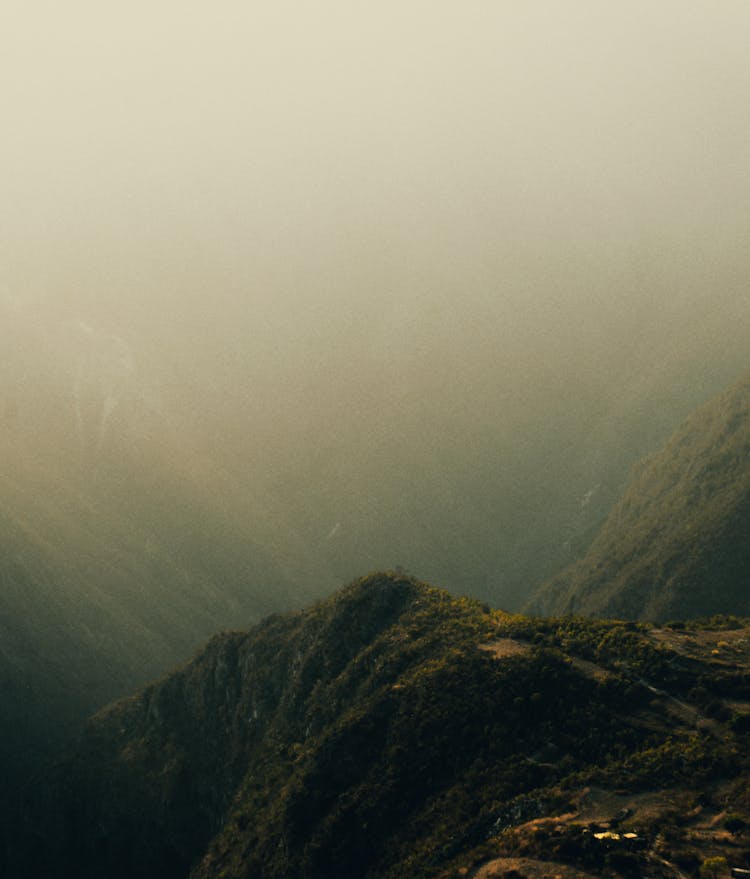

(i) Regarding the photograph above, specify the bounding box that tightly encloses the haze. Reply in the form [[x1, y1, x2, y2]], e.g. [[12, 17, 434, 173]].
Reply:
[[2, 1, 750, 607]]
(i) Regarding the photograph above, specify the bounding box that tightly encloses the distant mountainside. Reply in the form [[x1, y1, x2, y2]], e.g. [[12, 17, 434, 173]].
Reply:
[[527, 370, 750, 622], [0, 332, 317, 812], [8, 573, 750, 879], [0, 453, 304, 798], [0, 309, 329, 790]]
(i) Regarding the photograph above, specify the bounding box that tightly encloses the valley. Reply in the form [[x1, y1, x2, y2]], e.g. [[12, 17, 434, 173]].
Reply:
[[3, 5, 750, 876]]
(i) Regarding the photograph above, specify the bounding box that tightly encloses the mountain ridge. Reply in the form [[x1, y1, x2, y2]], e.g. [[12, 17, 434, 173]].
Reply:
[[9, 573, 750, 879]]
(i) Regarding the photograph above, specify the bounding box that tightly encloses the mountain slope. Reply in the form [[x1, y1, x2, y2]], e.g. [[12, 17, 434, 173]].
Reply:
[[528, 370, 750, 621], [0, 471, 304, 838], [9, 573, 750, 879], [0, 309, 322, 796]]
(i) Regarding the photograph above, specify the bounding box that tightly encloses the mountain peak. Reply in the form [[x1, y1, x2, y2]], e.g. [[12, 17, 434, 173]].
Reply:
[[10, 574, 750, 879]]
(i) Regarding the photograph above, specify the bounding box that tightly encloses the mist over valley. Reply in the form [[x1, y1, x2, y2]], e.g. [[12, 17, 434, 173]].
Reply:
[[3, 4, 750, 878]]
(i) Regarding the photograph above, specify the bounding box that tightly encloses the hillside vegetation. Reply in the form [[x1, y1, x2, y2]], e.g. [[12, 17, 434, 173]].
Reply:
[[528, 370, 750, 621], [9, 573, 750, 879]]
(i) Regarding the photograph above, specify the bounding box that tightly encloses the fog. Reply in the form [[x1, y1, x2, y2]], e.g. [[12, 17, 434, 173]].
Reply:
[[3, 1, 750, 607]]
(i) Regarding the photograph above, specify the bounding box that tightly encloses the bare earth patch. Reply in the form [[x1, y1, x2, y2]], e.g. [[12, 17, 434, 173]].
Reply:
[[649, 627, 750, 665], [471, 856, 598, 878], [479, 639, 532, 660], [566, 656, 613, 682]]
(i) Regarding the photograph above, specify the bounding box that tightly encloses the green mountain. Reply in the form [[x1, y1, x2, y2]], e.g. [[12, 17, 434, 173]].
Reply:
[[527, 371, 750, 621], [9, 573, 750, 879]]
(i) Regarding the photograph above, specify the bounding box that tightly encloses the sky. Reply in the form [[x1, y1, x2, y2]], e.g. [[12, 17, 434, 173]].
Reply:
[[2, 2, 750, 603]]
